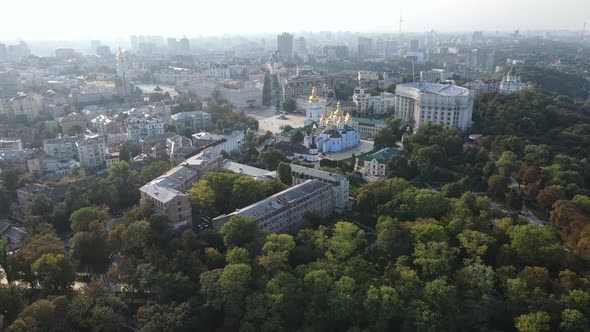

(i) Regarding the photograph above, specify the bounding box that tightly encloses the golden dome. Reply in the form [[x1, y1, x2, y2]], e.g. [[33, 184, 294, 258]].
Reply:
[[345, 112, 352, 123], [334, 101, 344, 117], [308, 86, 320, 103], [116, 47, 124, 60], [337, 117, 344, 125]]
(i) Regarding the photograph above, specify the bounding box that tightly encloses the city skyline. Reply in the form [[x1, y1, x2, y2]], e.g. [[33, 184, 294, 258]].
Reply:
[[1, 0, 589, 41]]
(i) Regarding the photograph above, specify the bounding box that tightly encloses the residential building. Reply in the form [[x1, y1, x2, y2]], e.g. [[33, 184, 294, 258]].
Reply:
[[182, 80, 263, 109], [76, 135, 106, 168], [351, 117, 386, 138], [464, 80, 499, 96], [277, 33, 294, 61], [70, 81, 119, 106], [7, 92, 43, 120], [294, 37, 307, 57], [282, 76, 330, 102], [353, 87, 372, 117], [290, 164, 349, 211], [471, 49, 495, 72], [126, 116, 165, 141], [0, 150, 33, 171], [171, 111, 212, 134], [105, 151, 120, 168], [16, 183, 71, 216], [140, 149, 223, 224], [43, 135, 80, 160], [209, 64, 231, 79], [0, 139, 23, 152], [60, 112, 86, 134], [394, 82, 474, 131], [191, 131, 244, 156], [363, 147, 402, 177], [212, 180, 334, 233], [179, 36, 190, 55], [322, 45, 348, 59], [91, 115, 122, 135], [358, 37, 373, 57]]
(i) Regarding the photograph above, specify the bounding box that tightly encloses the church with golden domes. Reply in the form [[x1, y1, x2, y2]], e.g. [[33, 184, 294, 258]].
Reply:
[[303, 88, 360, 153]]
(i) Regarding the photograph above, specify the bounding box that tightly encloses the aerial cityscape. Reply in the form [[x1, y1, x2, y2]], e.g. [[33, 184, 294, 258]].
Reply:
[[0, 1, 590, 331]]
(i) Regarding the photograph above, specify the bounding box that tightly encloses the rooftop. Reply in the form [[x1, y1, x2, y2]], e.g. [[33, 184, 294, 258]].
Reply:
[[366, 147, 403, 163], [290, 164, 347, 183], [398, 82, 471, 97], [171, 111, 211, 120], [223, 160, 276, 181]]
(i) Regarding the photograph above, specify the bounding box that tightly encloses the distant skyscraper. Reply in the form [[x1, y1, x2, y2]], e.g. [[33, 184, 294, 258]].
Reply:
[[96, 45, 111, 58], [409, 39, 420, 52], [294, 36, 307, 58], [0, 43, 6, 62], [470, 31, 483, 44], [471, 49, 495, 72], [167, 38, 178, 56], [179, 36, 190, 55], [277, 33, 294, 61], [357, 37, 373, 57]]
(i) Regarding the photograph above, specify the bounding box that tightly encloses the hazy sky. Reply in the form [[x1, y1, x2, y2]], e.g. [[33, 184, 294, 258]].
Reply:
[[1, 0, 589, 40]]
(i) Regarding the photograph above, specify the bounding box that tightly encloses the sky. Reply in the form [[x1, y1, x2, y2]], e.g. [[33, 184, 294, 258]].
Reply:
[[1, 0, 589, 41]]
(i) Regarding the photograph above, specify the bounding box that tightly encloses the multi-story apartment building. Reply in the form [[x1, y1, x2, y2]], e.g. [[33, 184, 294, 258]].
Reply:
[[394, 83, 474, 131], [290, 165, 349, 212], [213, 179, 334, 233], [126, 116, 165, 141], [2, 92, 44, 120], [282, 76, 330, 102], [60, 112, 86, 134], [182, 80, 263, 109], [43, 135, 80, 161], [140, 149, 223, 225], [0, 139, 23, 152], [420, 69, 452, 83], [171, 111, 212, 134], [76, 135, 106, 168], [277, 33, 294, 61], [464, 80, 499, 96], [353, 87, 372, 117], [351, 117, 386, 138]]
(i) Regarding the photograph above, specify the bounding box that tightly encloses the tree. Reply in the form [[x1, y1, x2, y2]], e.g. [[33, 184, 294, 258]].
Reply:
[[277, 162, 292, 185], [497, 151, 522, 177], [226, 247, 250, 265], [326, 222, 366, 261], [282, 98, 296, 113], [0, 284, 28, 323], [365, 285, 403, 331], [524, 145, 551, 166], [28, 193, 54, 219], [559, 309, 588, 332], [386, 154, 417, 179], [220, 216, 262, 248], [31, 253, 75, 292], [537, 186, 566, 213], [136, 302, 191, 332], [385, 82, 397, 93], [70, 222, 110, 274], [10, 297, 68, 332], [218, 264, 253, 317], [442, 182, 464, 198], [507, 224, 567, 266], [69, 206, 108, 233], [258, 234, 296, 273], [515, 311, 551, 332], [291, 130, 304, 143], [258, 148, 287, 171], [376, 216, 412, 259], [488, 175, 510, 200], [458, 229, 495, 263], [413, 241, 456, 279]]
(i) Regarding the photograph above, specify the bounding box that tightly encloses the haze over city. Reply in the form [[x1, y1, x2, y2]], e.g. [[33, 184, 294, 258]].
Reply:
[[1, 0, 589, 41]]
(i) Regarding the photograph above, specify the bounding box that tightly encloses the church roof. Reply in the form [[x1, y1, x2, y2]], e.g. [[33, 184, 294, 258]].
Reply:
[[366, 147, 402, 163]]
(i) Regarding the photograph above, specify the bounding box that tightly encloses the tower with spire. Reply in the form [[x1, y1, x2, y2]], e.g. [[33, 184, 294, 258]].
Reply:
[[305, 86, 324, 125], [116, 47, 131, 97]]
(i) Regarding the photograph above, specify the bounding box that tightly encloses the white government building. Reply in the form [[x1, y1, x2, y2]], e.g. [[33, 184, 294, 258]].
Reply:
[[394, 82, 474, 131]]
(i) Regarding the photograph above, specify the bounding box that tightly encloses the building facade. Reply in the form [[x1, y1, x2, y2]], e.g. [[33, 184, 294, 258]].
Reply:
[[126, 116, 165, 141], [394, 83, 474, 131], [277, 33, 294, 61], [499, 66, 524, 94], [290, 164, 349, 211], [60, 112, 86, 134], [43, 135, 80, 161], [171, 111, 212, 134], [76, 135, 106, 168], [363, 147, 402, 177]]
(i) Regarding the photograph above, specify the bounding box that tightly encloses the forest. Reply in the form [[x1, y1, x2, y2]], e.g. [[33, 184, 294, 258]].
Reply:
[[0, 89, 590, 331]]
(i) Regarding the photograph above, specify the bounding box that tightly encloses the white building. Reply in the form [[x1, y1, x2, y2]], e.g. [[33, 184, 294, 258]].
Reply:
[[363, 147, 402, 177], [192, 130, 244, 156], [2, 92, 44, 121], [76, 135, 106, 168], [0, 139, 23, 152], [499, 66, 524, 94], [182, 80, 263, 109], [43, 135, 80, 161], [126, 116, 165, 141], [420, 69, 452, 82], [305, 87, 323, 124], [394, 82, 474, 131], [353, 87, 372, 117]]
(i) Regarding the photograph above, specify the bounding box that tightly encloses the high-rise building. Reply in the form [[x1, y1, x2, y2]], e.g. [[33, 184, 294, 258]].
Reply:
[[167, 38, 178, 56], [294, 36, 307, 58], [357, 37, 373, 57], [394, 82, 474, 131], [409, 39, 420, 52], [471, 49, 495, 72], [179, 36, 190, 55], [277, 32, 294, 61]]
